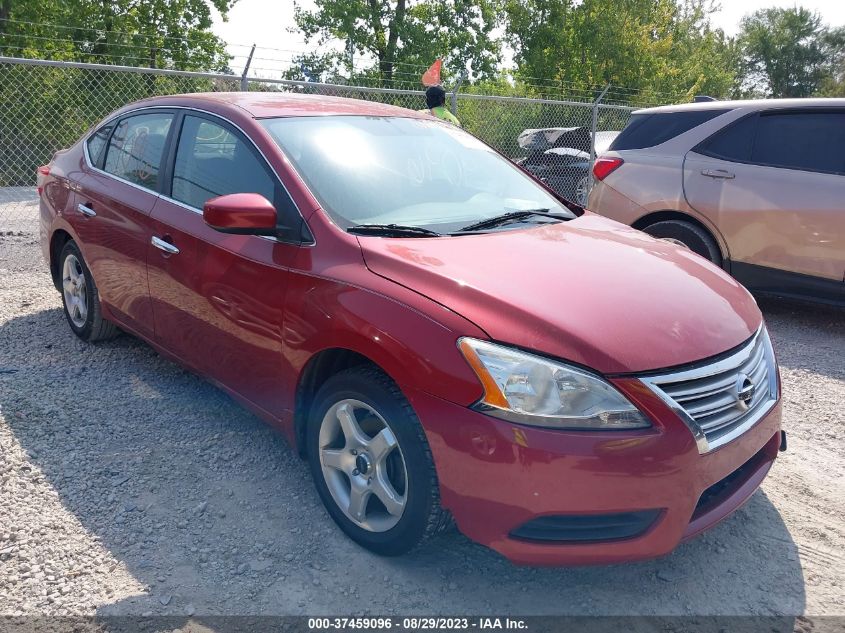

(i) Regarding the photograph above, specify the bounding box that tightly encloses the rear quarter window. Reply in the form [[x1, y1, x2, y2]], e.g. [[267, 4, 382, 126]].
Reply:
[[86, 123, 114, 168], [609, 109, 729, 151]]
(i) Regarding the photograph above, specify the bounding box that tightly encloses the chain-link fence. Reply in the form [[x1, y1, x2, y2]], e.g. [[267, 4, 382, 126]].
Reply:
[[0, 56, 642, 232]]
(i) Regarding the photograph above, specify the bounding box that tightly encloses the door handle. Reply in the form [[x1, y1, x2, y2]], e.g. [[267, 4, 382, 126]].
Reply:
[[77, 203, 97, 217], [701, 169, 735, 179], [151, 236, 180, 255]]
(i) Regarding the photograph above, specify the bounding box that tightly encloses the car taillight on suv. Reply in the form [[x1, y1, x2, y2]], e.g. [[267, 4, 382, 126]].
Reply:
[[592, 157, 623, 181]]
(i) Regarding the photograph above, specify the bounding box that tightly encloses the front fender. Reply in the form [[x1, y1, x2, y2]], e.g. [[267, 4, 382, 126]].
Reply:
[[282, 268, 487, 408]]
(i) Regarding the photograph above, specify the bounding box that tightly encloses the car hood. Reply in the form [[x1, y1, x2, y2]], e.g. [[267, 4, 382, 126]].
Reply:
[[358, 214, 761, 374]]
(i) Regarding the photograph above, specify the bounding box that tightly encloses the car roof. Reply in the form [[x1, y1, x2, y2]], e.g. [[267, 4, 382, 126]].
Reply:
[[134, 91, 429, 119], [634, 97, 845, 115]]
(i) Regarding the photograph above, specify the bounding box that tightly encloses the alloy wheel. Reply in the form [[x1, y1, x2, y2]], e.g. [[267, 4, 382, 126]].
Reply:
[[62, 254, 88, 328], [318, 399, 408, 532]]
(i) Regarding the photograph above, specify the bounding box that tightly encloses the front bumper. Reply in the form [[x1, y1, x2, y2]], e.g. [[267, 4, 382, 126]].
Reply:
[[406, 380, 782, 566]]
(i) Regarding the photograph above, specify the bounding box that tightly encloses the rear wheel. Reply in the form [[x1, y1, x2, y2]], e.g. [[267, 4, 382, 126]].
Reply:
[[642, 219, 721, 265], [306, 366, 450, 555], [59, 241, 118, 342]]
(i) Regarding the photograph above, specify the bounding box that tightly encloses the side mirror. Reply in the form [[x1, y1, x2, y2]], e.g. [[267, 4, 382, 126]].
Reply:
[[203, 193, 277, 236]]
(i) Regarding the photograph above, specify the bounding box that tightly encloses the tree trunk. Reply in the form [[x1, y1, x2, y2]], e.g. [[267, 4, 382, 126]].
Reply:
[[0, 0, 12, 35], [91, 0, 114, 61], [368, 0, 405, 86], [381, 58, 394, 84], [383, 0, 406, 85]]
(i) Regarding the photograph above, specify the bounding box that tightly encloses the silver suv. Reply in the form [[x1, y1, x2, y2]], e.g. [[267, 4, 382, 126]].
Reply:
[[588, 98, 845, 306]]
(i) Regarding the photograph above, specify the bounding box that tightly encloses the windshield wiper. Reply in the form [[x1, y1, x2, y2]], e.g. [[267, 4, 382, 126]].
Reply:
[[454, 209, 567, 233], [348, 223, 442, 237]]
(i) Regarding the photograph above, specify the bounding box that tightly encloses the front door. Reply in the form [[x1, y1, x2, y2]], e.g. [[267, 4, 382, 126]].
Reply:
[[147, 112, 301, 418]]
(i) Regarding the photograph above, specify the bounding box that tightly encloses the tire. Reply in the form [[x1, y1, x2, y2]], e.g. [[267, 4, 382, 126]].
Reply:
[[642, 219, 722, 265], [58, 240, 119, 342], [574, 175, 591, 207], [306, 365, 451, 555]]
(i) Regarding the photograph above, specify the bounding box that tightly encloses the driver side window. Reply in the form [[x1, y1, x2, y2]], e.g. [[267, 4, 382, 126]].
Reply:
[[172, 115, 275, 210]]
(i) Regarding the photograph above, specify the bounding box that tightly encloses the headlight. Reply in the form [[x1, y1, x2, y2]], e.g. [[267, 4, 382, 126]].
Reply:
[[458, 338, 651, 430]]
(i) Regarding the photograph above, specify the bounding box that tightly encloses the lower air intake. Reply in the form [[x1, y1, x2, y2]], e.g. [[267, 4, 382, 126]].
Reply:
[[509, 509, 661, 543]]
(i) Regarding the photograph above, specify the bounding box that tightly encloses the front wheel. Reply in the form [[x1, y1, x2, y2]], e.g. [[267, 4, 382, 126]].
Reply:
[[306, 366, 450, 555], [642, 219, 722, 265]]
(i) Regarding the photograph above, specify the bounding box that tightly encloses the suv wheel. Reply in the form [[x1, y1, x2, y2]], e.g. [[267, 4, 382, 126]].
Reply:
[[306, 366, 451, 555], [642, 220, 721, 265], [59, 241, 119, 342], [574, 175, 591, 207]]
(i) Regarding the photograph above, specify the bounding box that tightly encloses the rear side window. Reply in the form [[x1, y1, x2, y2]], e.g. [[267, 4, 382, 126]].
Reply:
[[752, 111, 845, 174], [86, 123, 114, 168], [697, 114, 758, 162], [610, 109, 729, 151], [103, 113, 173, 189], [171, 115, 276, 210]]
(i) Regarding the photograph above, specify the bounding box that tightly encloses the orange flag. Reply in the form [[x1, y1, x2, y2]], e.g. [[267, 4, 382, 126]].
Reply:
[[421, 59, 442, 87]]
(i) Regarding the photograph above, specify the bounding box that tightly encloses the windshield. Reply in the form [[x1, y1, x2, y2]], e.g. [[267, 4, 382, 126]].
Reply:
[[260, 116, 574, 233]]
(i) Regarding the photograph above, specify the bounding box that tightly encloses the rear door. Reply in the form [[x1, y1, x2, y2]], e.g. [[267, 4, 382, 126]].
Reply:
[[684, 109, 845, 287], [75, 110, 175, 338], [147, 111, 303, 417]]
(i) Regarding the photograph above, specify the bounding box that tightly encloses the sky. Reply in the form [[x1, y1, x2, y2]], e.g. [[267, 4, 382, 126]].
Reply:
[[212, 0, 845, 75]]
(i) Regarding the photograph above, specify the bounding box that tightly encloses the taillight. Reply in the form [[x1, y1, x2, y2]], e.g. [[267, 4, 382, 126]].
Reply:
[[36, 165, 50, 196], [592, 157, 624, 181]]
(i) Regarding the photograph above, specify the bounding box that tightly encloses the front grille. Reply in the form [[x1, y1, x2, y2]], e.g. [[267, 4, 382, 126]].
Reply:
[[640, 327, 778, 454]]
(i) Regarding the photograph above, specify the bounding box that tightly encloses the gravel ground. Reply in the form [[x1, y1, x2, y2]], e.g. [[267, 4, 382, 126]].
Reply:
[[1, 217, 843, 619]]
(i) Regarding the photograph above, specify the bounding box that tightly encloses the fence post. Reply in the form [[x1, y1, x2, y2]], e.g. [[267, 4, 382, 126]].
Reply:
[[589, 84, 611, 189], [450, 70, 466, 116], [240, 44, 256, 91]]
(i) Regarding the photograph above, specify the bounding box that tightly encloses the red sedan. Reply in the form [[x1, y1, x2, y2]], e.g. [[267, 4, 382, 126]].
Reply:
[[37, 93, 783, 565]]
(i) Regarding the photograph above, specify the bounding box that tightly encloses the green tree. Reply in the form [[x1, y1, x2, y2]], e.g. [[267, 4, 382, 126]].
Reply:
[[291, 0, 502, 86], [282, 51, 350, 83], [817, 26, 845, 96], [0, 0, 237, 187], [0, 0, 236, 71], [505, 0, 736, 103], [504, 0, 579, 89], [737, 6, 834, 97], [656, 0, 737, 100]]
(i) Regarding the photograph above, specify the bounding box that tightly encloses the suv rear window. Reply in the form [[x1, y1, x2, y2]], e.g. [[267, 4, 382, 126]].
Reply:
[[609, 109, 729, 151]]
